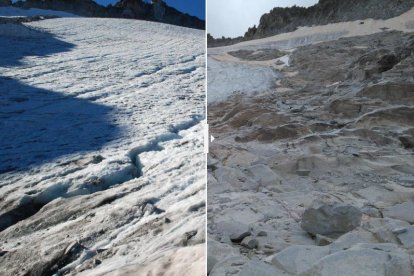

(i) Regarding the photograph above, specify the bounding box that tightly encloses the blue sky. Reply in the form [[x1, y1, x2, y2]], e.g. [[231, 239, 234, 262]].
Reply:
[[208, 0, 318, 38], [96, 0, 205, 20]]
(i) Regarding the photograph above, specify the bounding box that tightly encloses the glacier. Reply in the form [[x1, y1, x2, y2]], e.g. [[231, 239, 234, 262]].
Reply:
[[0, 14, 205, 275]]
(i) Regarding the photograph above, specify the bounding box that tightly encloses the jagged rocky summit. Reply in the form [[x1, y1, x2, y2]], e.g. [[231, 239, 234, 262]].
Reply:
[[0, 0, 11, 7], [208, 0, 414, 47], [6, 0, 205, 29]]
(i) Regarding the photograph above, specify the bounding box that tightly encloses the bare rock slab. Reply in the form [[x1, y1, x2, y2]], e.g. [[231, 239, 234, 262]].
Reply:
[[208, 239, 240, 274], [330, 229, 378, 252], [396, 225, 414, 249], [383, 201, 414, 224], [271, 245, 330, 275], [303, 243, 412, 276], [240, 259, 289, 276], [362, 218, 410, 244]]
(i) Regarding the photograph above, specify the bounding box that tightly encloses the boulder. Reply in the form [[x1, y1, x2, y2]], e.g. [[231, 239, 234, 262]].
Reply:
[[357, 82, 414, 105], [329, 99, 362, 117], [397, 175, 414, 188], [241, 236, 258, 249], [301, 201, 362, 236]]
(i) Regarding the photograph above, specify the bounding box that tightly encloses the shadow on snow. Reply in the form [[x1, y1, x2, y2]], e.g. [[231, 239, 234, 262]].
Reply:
[[0, 22, 120, 173]]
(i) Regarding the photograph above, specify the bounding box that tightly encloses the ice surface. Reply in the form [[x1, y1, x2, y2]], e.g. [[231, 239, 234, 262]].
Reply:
[[0, 16, 205, 275], [207, 56, 278, 103]]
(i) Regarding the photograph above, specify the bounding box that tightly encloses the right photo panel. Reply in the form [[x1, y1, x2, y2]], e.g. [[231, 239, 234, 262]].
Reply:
[[207, 0, 414, 275]]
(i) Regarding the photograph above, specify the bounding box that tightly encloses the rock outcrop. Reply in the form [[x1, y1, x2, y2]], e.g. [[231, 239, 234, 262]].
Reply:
[[208, 0, 414, 47], [248, 0, 414, 39]]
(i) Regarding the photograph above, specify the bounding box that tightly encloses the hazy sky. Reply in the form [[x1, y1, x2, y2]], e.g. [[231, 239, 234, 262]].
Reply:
[[208, 0, 318, 38]]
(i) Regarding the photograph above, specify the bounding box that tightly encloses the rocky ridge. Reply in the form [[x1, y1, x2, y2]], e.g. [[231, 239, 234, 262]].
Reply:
[[7, 0, 204, 29], [208, 0, 414, 47]]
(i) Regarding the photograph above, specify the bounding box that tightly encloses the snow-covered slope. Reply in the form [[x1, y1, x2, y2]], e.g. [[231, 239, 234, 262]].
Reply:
[[0, 17, 205, 275]]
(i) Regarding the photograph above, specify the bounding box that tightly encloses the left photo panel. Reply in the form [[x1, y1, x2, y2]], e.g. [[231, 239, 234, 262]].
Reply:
[[0, 0, 206, 275]]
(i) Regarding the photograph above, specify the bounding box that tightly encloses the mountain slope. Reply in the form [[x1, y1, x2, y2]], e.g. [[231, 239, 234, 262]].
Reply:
[[0, 17, 205, 275], [208, 0, 414, 47], [207, 6, 414, 275], [247, 0, 414, 39]]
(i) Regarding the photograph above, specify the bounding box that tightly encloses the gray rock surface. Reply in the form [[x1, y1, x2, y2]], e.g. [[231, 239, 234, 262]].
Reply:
[[396, 226, 414, 249], [208, 239, 240, 274], [271, 245, 330, 275], [330, 230, 378, 252], [208, 6, 414, 275], [241, 236, 259, 249], [240, 259, 289, 276], [209, 256, 249, 276], [301, 202, 362, 236], [303, 243, 412, 276], [383, 201, 414, 224]]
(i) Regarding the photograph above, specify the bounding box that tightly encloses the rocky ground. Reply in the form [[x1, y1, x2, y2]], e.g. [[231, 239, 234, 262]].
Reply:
[[208, 9, 414, 276]]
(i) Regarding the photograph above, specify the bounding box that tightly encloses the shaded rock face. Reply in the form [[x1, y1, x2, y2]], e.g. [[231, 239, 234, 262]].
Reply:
[[115, 0, 151, 19], [153, 0, 166, 21], [12, 0, 205, 29], [0, 0, 11, 7], [14, 0, 107, 17]]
